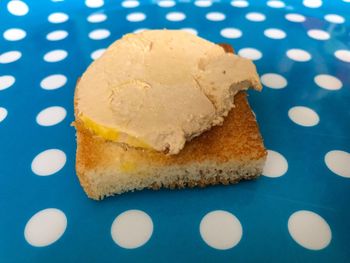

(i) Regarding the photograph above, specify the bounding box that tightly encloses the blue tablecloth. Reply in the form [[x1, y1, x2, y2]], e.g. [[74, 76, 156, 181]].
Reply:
[[1, 0, 349, 262]]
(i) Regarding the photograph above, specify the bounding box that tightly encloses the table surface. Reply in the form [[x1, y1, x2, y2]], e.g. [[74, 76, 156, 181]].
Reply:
[[1, 0, 350, 262]]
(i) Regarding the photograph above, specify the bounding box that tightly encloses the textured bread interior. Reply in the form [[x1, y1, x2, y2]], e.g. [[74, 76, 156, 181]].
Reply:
[[74, 44, 267, 200]]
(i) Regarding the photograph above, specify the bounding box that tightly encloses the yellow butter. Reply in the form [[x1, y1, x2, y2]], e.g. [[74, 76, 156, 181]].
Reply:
[[120, 161, 137, 173], [80, 114, 120, 140], [80, 114, 151, 149]]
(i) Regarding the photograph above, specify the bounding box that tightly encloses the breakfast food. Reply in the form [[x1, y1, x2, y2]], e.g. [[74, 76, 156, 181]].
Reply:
[[74, 30, 266, 200]]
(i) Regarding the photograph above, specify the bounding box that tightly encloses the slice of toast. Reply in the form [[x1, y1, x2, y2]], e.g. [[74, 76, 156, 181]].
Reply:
[[74, 44, 267, 200]]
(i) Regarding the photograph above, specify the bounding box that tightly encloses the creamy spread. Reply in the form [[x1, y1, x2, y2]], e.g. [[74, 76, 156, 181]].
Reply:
[[76, 30, 262, 154]]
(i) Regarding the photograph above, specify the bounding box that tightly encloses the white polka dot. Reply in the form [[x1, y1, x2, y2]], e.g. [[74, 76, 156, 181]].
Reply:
[[133, 28, 148, 33], [314, 74, 342, 90], [264, 28, 286, 39], [286, 49, 311, 62], [325, 150, 350, 178], [0, 51, 21, 64], [7, 0, 29, 16], [194, 0, 212, 7], [111, 210, 153, 249], [158, 0, 175, 7], [200, 210, 242, 250], [288, 210, 331, 250], [238, 48, 262, 61], [85, 0, 104, 8], [88, 29, 110, 40], [87, 13, 107, 23], [0, 75, 15, 91], [267, 0, 285, 8], [181, 28, 198, 35], [288, 106, 319, 127], [206, 12, 226, 21], [261, 73, 287, 89], [303, 0, 322, 8], [285, 13, 306, 23], [43, 50, 67, 63], [324, 14, 345, 24], [24, 208, 67, 247], [0, 107, 8, 123], [48, 12, 69, 23], [334, 50, 350, 63], [231, 0, 249, 7], [40, 74, 67, 90], [31, 149, 66, 176], [46, 30, 68, 41], [220, 28, 242, 39], [3, 28, 26, 41], [122, 0, 139, 8], [127, 12, 146, 22], [91, 48, 106, 60], [36, 106, 66, 127], [307, 29, 330, 40], [263, 150, 288, 178], [166, 12, 186, 21], [245, 12, 266, 22]]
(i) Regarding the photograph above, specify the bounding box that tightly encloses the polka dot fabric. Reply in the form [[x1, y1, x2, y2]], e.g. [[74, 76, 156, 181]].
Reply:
[[0, 0, 349, 262]]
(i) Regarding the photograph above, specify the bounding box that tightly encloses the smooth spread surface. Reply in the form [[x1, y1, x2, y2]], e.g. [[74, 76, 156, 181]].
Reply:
[[76, 30, 261, 154]]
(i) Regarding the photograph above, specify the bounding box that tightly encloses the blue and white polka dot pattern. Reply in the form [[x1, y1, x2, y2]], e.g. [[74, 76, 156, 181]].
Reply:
[[0, 0, 349, 262]]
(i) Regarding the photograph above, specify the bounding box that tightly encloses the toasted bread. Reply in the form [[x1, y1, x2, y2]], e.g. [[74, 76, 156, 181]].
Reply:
[[74, 44, 267, 200]]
